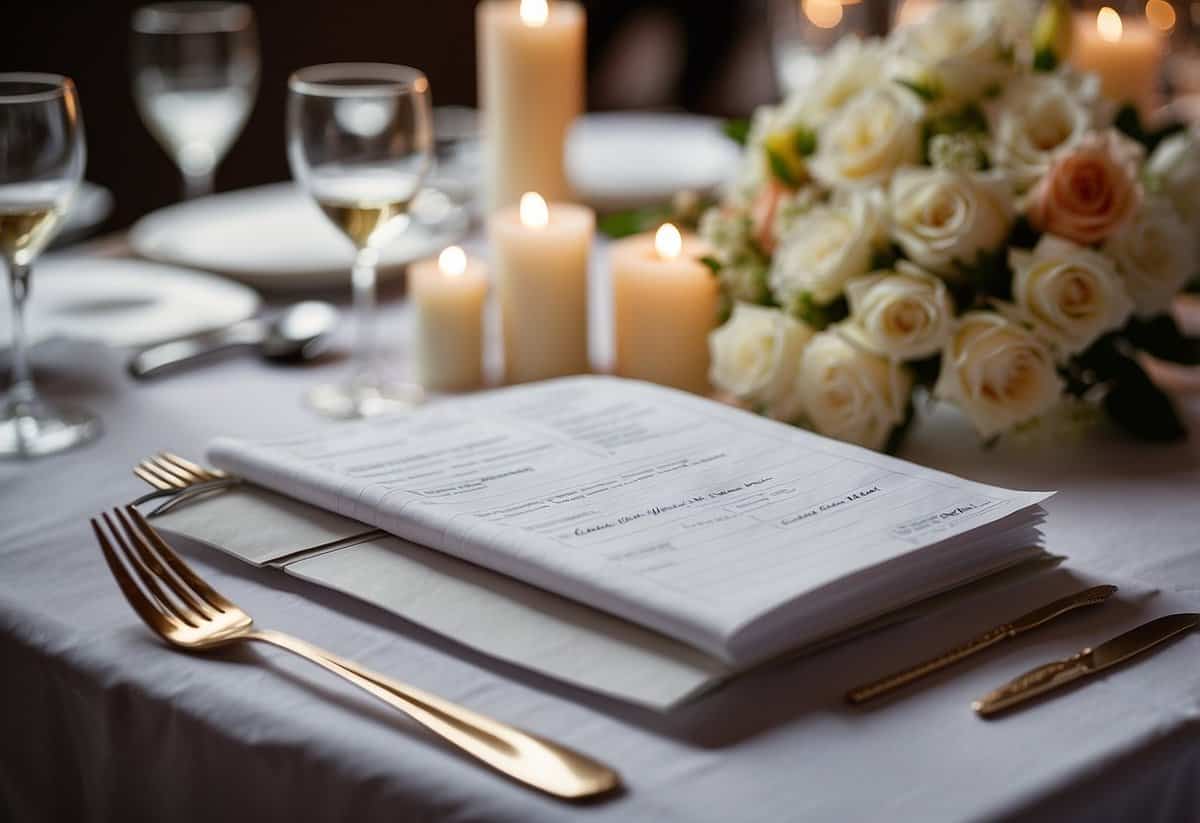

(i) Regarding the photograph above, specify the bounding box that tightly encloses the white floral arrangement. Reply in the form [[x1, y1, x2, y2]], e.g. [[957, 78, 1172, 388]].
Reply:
[[701, 0, 1200, 450]]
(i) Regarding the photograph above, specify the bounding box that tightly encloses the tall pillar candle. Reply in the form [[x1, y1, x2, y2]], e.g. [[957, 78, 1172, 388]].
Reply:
[[488, 192, 593, 383], [409, 246, 488, 392], [611, 223, 719, 395], [477, 0, 585, 212]]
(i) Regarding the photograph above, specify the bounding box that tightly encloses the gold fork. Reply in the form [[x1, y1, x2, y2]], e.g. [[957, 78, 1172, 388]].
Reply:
[[131, 452, 237, 507], [91, 505, 620, 800]]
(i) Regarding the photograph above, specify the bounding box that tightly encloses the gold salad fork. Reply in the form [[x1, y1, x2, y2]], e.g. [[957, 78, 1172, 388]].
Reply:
[[131, 451, 237, 508], [91, 505, 620, 799]]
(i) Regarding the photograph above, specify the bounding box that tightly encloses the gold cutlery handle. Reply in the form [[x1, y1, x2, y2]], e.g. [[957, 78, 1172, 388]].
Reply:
[[846, 624, 1014, 704], [972, 650, 1092, 716], [247, 629, 619, 799]]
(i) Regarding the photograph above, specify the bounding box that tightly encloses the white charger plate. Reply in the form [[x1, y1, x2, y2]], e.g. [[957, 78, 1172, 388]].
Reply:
[[0, 257, 260, 348], [565, 112, 740, 211], [53, 182, 115, 246], [129, 182, 468, 292]]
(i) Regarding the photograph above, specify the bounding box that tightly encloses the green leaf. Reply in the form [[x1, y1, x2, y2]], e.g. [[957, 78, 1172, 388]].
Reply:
[[1032, 47, 1058, 72], [596, 206, 670, 239], [766, 147, 801, 187], [870, 244, 901, 272], [1113, 105, 1188, 154], [722, 118, 751, 146], [896, 77, 939, 102], [699, 255, 722, 276], [1103, 359, 1187, 442], [787, 293, 848, 330], [910, 355, 942, 389], [1124, 314, 1200, 365], [793, 128, 818, 157]]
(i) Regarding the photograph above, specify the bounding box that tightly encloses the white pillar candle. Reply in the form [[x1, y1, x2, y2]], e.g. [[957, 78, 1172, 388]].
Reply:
[[477, 0, 585, 213], [409, 246, 488, 392], [611, 223, 719, 395], [1071, 7, 1165, 117], [488, 192, 594, 384]]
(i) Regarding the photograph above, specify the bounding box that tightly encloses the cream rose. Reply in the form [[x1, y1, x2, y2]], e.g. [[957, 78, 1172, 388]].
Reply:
[[1146, 131, 1200, 223], [784, 36, 888, 123], [889, 168, 1013, 277], [889, 0, 1015, 105], [1009, 234, 1134, 356], [709, 303, 814, 406], [809, 85, 924, 189], [989, 73, 1101, 192], [1027, 130, 1143, 245], [844, 262, 956, 360], [784, 328, 912, 450], [935, 312, 1064, 438], [1103, 196, 1198, 318], [769, 190, 886, 305]]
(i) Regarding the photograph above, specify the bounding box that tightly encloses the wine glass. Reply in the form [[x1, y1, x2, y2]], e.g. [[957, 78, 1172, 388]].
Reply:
[[131, 2, 259, 200], [0, 73, 97, 458], [287, 63, 434, 419]]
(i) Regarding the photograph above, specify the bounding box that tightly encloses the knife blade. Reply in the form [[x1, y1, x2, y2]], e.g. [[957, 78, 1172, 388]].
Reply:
[[973, 612, 1200, 716], [845, 584, 1118, 705]]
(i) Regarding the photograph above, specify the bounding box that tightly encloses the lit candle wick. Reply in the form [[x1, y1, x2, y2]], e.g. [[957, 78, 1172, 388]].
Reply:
[[439, 245, 467, 278], [520, 192, 550, 229], [1097, 6, 1123, 42], [655, 223, 683, 261], [520, 0, 549, 27]]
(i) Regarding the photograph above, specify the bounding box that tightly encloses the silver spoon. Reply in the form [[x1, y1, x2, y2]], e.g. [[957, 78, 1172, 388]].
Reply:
[[129, 301, 339, 380]]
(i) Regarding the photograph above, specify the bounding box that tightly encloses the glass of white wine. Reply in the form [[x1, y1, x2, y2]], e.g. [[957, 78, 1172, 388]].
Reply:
[[0, 73, 97, 458], [287, 63, 434, 419], [131, 2, 259, 200]]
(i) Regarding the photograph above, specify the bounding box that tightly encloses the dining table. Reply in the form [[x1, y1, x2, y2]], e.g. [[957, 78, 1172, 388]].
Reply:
[[1, 222, 1199, 822]]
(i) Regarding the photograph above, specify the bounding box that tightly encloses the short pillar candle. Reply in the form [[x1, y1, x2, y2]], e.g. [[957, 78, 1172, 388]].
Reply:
[[610, 223, 719, 395], [409, 246, 488, 392]]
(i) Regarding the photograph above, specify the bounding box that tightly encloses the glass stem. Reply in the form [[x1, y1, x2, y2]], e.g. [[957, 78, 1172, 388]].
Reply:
[[183, 168, 215, 200], [351, 246, 380, 385], [5, 260, 37, 407]]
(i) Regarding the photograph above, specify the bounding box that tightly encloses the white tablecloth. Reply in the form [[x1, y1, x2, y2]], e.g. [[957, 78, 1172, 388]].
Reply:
[[2, 244, 1199, 822]]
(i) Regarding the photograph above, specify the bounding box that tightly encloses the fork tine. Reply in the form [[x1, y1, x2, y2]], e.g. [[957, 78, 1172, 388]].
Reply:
[[160, 451, 227, 480], [103, 511, 200, 628], [92, 516, 187, 637], [138, 460, 188, 490], [148, 455, 197, 484], [124, 506, 236, 613], [134, 465, 177, 492], [113, 508, 215, 622]]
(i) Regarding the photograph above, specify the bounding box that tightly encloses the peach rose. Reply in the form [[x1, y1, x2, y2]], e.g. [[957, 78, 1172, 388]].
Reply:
[[1027, 130, 1143, 246], [750, 179, 787, 254]]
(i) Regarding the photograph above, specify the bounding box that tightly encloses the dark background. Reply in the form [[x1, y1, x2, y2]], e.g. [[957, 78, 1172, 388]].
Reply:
[[10, 0, 777, 230]]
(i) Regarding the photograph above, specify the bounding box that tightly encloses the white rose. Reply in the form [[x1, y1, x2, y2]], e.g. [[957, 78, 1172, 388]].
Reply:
[[784, 36, 889, 123], [709, 303, 814, 406], [787, 328, 913, 450], [935, 311, 1064, 438], [809, 85, 924, 189], [1008, 234, 1134, 356], [1104, 196, 1198, 318], [1146, 131, 1200, 223], [844, 262, 956, 360], [989, 72, 1101, 192], [769, 190, 886, 305], [889, 167, 1013, 277], [890, 1, 1015, 105]]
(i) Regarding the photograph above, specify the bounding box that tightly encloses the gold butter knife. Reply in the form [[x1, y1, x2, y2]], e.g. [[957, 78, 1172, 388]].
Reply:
[[973, 612, 1200, 716], [845, 585, 1118, 705]]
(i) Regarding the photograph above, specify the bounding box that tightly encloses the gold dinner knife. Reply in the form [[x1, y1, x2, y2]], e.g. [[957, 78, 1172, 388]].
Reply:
[[973, 612, 1200, 717], [846, 585, 1118, 705]]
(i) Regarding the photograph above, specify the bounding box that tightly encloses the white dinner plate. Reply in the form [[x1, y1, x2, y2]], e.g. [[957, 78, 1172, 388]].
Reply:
[[0, 257, 260, 348], [565, 112, 740, 211], [129, 182, 469, 292]]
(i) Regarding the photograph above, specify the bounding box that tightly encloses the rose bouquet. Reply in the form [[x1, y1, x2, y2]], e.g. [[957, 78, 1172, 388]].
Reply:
[[701, 0, 1200, 450]]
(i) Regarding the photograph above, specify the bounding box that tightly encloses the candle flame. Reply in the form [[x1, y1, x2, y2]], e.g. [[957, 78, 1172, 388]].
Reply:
[[1145, 0, 1176, 30], [520, 0, 549, 27], [803, 0, 844, 29], [519, 192, 549, 229], [439, 245, 467, 277], [1097, 6, 1123, 42], [655, 223, 683, 260]]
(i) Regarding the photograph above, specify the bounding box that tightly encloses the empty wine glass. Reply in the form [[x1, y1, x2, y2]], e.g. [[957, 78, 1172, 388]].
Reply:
[[131, 2, 259, 199], [0, 73, 97, 458], [287, 63, 434, 419]]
